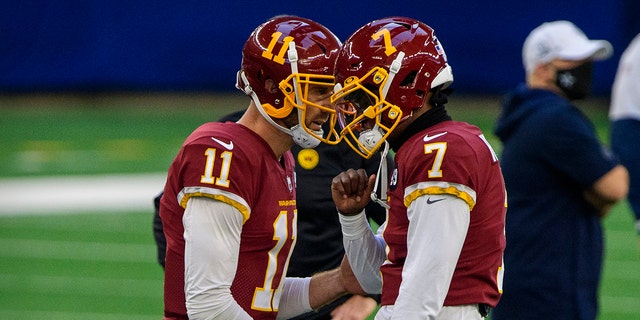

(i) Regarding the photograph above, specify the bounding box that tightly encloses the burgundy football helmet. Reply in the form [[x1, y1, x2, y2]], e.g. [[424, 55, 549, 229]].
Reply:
[[236, 15, 342, 146], [331, 16, 454, 158]]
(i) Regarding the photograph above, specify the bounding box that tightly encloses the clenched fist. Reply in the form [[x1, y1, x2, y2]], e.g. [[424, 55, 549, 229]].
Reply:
[[331, 169, 377, 216]]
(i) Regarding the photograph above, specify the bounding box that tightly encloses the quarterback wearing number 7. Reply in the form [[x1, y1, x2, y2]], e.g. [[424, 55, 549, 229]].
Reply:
[[330, 17, 507, 320]]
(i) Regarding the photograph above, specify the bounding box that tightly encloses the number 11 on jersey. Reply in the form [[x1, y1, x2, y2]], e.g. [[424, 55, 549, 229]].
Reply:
[[201, 148, 232, 187]]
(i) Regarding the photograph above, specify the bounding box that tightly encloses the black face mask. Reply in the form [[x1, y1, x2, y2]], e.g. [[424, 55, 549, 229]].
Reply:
[[555, 61, 593, 100]]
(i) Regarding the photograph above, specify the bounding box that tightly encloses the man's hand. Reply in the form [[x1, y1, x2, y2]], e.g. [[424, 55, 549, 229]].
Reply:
[[330, 294, 378, 320], [331, 169, 376, 215]]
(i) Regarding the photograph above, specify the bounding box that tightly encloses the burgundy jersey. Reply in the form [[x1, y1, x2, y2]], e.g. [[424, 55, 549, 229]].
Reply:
[[381, 121, 506, 307], [160, 121, 297, 320]]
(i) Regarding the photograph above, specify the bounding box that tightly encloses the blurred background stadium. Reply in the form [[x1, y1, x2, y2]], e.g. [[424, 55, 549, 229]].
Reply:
[[1, 1, 639, 319]]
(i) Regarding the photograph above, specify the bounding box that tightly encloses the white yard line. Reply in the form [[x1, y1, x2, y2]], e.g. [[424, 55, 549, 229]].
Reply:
[[0, 173, 166, 215]]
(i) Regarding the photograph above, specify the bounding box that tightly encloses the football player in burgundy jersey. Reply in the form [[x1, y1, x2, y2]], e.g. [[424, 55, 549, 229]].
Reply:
[[329, 17, 507, 319], [154, 110, 385, 319], [160, 16, 352, 319]]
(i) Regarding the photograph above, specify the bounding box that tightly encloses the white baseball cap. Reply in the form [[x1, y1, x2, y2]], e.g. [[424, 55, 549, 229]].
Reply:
[[522, 20, 613, 73]]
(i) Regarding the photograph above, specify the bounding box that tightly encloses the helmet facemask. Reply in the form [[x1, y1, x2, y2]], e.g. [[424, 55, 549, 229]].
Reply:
[[280, 71, 341, 147], [332, 65, 403, 159]]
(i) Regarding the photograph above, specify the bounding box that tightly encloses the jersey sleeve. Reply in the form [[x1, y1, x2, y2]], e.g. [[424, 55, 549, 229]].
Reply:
[[176, 138, 255, 222]]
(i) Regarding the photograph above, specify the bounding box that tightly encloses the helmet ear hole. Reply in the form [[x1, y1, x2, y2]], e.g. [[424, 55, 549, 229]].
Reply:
[[399, 71, 417, 87]]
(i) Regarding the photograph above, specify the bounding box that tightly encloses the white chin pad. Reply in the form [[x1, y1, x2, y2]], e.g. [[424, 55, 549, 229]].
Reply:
[[358, 129, 383, 152], [291, 124, 322, 148]]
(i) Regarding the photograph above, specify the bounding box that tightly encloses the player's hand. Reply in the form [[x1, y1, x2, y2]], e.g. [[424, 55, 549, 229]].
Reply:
[[330, 294, 377, 320], [331, 169, 375, 216]]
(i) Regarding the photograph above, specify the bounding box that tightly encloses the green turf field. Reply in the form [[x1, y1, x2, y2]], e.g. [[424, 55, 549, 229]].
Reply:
[[0, 93, 638, 319]]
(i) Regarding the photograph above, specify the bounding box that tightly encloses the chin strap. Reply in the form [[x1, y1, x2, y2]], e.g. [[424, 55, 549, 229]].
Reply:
[[381, 51, 404, 99], [370, 141, 390, 209], [288, 41, 301, 106], [289, 42, 322, 148], [238, 70, 291, 135]]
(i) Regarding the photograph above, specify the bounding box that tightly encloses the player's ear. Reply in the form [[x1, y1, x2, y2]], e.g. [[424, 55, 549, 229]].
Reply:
[[534, 62, 555, 80], [265, 79, 278, 93]]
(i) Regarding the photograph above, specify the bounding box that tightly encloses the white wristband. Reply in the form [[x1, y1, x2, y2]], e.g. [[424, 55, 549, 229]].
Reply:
[[276, 277, 311, 319], [338, 210, 370, 240]]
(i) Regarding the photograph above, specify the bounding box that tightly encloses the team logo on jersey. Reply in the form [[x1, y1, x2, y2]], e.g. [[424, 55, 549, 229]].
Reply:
[[423, 131, 448, 142], [389, 165, 398, 191], [287, 176, 293, 193], [297, 148, 319, 170], [211, 137, 234, 150], [293, 172, 297, 189]]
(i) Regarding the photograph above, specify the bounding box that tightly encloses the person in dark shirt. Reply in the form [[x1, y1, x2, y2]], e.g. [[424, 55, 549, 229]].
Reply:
[[492, 20, 628, 320]]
